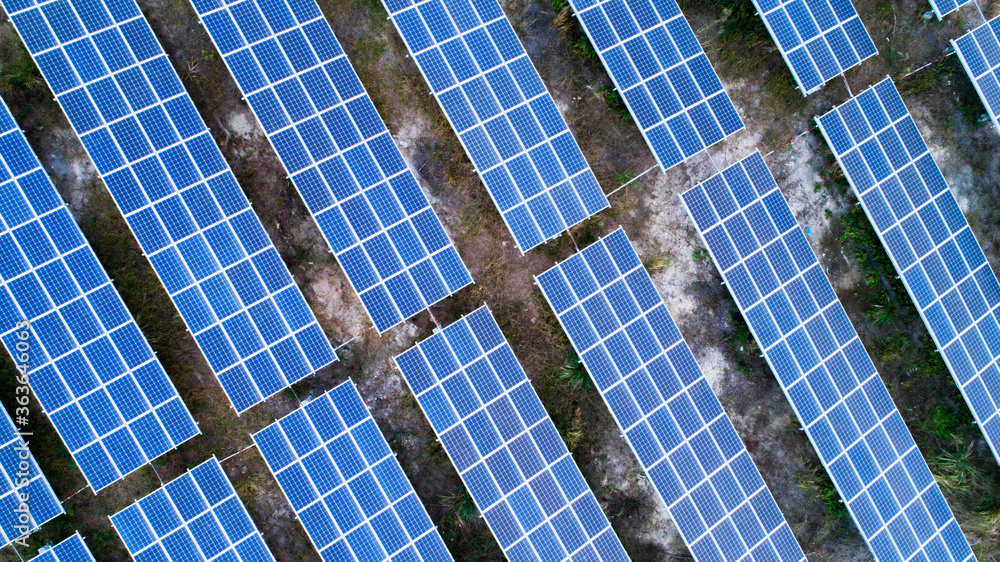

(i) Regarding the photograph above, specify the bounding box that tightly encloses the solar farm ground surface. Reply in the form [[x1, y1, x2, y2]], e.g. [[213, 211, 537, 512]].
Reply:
[[0, 0, 999, 560]]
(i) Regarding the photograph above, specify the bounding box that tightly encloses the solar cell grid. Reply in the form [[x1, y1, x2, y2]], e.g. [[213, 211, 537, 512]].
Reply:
[[0, 406, 62, 546], [953, 17, 1000, 138], [568, 0, 744, 171], [927, 0, 974, 20], [253, 380, 453, 561], [682, 151, 975, 562], [0, 0, 339, 414], [818, 77, 1000, 470], [110, 456, 275, 561], [189, 0, 473, 334], [0, 96, 198, 492], [394, 305, 630, 560], [381, 0, 610, 253], [535, 227, 806, 562], [28, 532, 96, 562], [751, 0, 877, 95]]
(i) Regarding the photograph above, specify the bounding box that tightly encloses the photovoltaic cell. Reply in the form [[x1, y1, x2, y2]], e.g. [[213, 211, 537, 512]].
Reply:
[[0, 96, 198, 492], [751, 0, 877, 95], [253, 380, 453, 561], [0, 406, 62, 545], [189, 0, 473, 334], [818, 77, 1000, 470], [394, 306, 629, 560], [381, 0, 610, 253], [568, 0, 744, 170], [953, 17, 1000, 137], [28, 532, 96, 562], [536, 227, 805, 562], [0, 0, 339, 414], [110, 457, 275, 561], [927, 0, 973, 20], [682, 151, 975, 562]]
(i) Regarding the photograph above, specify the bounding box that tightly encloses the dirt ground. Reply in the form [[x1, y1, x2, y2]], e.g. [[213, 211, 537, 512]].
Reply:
[[1, 0, 1000, 560]]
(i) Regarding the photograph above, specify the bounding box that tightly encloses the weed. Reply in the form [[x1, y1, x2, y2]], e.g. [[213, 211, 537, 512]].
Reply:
[[596, 87, 631, 122], [692, 248, 708, 261], [799, 461, 848, 520], [559, 354, 593, 391], [934, 443, 982, 493], [441, 487, 479, 528], [645, 253, 672, 271]]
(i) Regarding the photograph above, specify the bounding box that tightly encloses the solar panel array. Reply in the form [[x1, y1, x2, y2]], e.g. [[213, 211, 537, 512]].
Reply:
[[381, 0, 610, 253], [681, 151, 975, 562], [568, 0, 744, 170], [928, 0, 973, 20], [817, 77, 1000, 468], [1, 0, 338, 414], [28, 532, 96, 562], [253, 381, 453, 561], [751, 0, 877, 95], [535, 227, 805, 562], [110, 457, 275, 561], [0, 97, 199, 491], [0, 406, 62, 545], [394, 306, 629, 560], [190, 0, 473, 334], [953, 17, 1000, 138]]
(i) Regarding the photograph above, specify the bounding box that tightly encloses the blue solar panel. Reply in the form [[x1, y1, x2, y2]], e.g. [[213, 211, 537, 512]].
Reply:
[[381, 0, 610, 253], [568, 0, 743, 170], [954, 17, 1000, 137], [253, 380, 453, 561], [110, 456, 275, 561], [682, 151, 975, 562], [0, 96, 198, 492], [536, 227, 805, 562], [1, 0, 339, 414], [189, 0, 473, 334], [29, 532, 95, 562], [0, 406, 62, 546], [751, 0, 877, 95], [394, 306, 629, 560], [927, 0, 973, 19], [818, 77, 1000, 471]]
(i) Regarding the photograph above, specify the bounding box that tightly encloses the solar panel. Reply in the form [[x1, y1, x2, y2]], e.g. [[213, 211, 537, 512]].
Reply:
[[0, 406, 62, 546], [568, 0, 744, 170], [110, 456, 275, 561], [253, 380, 453, 561], [535, 227, 805, 562], [0, 96, 199, 492], [1, 0, 339, 414], [817, 77, 1000, 471], [751, 0, 877, 95], [394, 305, 629, 560], [380, 0, 610, 253], [188, 0, 473, 334], [927, 0, 973, 20], [28, 532, 95, 562], [953, 17, 1000, 137], [681, 151, 975, 562]]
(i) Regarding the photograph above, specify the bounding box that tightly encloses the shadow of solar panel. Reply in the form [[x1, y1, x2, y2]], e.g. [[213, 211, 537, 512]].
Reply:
[[681, 151, 975, 562], [253, 380, 453, 561], [0, 407, 63, 545], [394, 305, 630, 560], [188, 0, 472, 334], [380, 0, 610, 253], [0, 0, 339, 415], [818, 77, 1000, 472], [28, 532, 96, 562], [928, 0, 974, 19], [569, 0, 744, 171], [0, 97, 198, 492], [535, 227, 805, 562], [751, 0, 877, 96], [110, 457, 275, 561], [954, 17, 1000, 137]]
